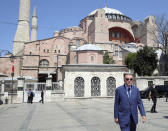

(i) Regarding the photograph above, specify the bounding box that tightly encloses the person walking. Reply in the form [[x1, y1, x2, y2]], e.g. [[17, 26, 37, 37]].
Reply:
[[30, 90, 35, 104], [114, 73, 146, 131], [27, 89, 35, 104], [39, 90, 44, 103], [149, 84, 158, 113], [27, 89, 31, 103]]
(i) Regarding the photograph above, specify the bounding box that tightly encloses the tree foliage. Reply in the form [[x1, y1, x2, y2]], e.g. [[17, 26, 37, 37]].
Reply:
[[125, 53, 137, 69], [103, 51, 115, 64], [125, 46, 158, 76], [134, 46, 158, 76]]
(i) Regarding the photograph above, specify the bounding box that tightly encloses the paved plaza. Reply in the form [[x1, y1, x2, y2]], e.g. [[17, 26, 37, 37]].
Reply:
[[0, 98, 168, 131]]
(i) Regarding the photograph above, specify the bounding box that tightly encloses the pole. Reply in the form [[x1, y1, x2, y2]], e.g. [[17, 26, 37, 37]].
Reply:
[[10, 55, 14, 104], [23, 84, 24, 103], [11, 72, 14, 104]]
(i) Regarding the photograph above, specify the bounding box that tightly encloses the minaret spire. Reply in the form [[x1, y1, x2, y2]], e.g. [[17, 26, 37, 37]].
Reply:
[[105, 0, 107, 7], [31, 6, 38, 41], [32, 6, 37, 17], [13, 0, 30, 56]]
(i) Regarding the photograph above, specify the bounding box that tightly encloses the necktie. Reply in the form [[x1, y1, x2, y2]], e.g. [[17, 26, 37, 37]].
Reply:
[[128, 88, 131, 100]]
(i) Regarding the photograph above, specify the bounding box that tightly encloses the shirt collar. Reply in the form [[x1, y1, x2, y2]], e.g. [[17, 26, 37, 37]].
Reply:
[[124, 84, 132, 90]]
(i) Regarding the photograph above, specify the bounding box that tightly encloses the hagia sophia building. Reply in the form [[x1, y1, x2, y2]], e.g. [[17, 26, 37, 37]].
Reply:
[[0, 0, 158, 83]]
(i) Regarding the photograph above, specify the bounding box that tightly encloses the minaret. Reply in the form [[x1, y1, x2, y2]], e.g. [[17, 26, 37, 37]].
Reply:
[[105, 0, 107, 7], [31, 6, 38, 41], [13, 0, 30, 56]]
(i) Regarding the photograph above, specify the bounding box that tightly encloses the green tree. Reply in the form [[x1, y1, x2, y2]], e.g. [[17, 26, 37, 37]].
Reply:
[[125, 53, 137, 70], [134, 46, 158, 76], [103, 51, 115, 64]]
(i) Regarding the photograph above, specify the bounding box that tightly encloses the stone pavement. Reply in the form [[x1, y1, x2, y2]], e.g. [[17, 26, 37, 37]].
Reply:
[[0, 98, 168, 131]]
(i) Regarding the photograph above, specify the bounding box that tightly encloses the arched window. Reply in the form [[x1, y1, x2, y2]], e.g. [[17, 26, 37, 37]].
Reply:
[[112, 15, 116, 20], [121, 15, 123, 20], [91, 56, 94, 62], [106, 77, 116, 96], [117, 15, 120, 20], [109, 27, 134, 43], [91, 77, 101, 96], [39, 59, 49, 67], [74, 77, 84, 97]]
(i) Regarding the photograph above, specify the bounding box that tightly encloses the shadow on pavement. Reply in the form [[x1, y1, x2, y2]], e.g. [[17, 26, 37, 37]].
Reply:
[[146, 111, 151, 113], [163, 116, 168, 119]]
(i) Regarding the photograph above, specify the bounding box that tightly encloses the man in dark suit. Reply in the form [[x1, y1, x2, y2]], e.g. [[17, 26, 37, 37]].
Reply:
[[149, 84, 158, 113], [39, 90, 44, 103], [114, 73, 146, 131]]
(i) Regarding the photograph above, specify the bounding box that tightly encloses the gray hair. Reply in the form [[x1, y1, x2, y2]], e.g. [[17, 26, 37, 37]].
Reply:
[[123, 72, 134, 78]]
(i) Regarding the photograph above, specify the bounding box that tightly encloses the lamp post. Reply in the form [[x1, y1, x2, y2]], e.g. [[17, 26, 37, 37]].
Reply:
[[10, 54, 14, 104]]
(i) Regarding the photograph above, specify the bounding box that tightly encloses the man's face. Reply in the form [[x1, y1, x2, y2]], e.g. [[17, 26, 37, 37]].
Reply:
[[124, 74, 133, 87]]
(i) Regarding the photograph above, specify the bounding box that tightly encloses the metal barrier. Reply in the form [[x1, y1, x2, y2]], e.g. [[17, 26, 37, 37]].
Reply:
[[4, 82, 17, 94], [52, 82, 64, 93]]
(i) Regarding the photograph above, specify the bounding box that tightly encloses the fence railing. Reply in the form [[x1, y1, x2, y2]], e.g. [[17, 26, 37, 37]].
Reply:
[[52, 82, 64, 93], [1, 81, 64, 94], [24, 83, 46, 91], [4, 82, 17, 94]]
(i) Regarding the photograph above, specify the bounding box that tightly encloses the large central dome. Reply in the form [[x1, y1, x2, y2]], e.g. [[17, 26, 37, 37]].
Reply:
[[89, 7, 123, 16]]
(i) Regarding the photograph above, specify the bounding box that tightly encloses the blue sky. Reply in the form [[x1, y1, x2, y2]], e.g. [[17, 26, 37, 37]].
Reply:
[[0, 0, 168, 53]]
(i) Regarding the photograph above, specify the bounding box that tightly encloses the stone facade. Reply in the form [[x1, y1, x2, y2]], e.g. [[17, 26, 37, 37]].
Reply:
[[0, 55, 21, 77], [63, 64, 128, 98], [0, 4, 159, 82], [77, 51, 103, 64], [18, 6, 158, 82]]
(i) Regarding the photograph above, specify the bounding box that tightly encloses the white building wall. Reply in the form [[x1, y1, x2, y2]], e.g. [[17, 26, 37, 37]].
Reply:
[[64, 70, 125, 98], [136, 76, 168, 90]]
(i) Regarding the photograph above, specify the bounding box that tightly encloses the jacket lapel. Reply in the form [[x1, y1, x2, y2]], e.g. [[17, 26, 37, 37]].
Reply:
[[129, 86, 135, 103], [122, 85, 130, 103]]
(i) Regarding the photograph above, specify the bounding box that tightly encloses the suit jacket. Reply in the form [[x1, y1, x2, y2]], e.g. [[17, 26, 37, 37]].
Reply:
[[114, 84, 146, 127]]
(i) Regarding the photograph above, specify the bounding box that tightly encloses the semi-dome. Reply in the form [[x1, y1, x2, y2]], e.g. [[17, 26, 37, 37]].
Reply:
[[77, 44, 103, 51], [89, 7, 123, 16]]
